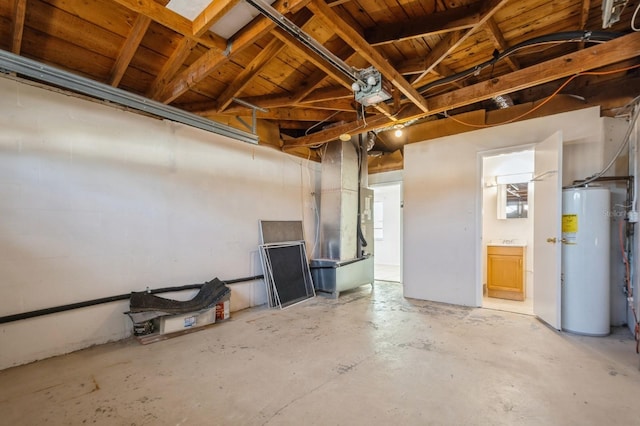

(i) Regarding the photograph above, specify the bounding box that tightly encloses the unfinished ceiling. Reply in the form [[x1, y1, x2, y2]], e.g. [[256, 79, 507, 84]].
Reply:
[[2, 0, 640, 170]]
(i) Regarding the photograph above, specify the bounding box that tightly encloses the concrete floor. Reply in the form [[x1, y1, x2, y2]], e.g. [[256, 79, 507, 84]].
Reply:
[[1, 282, 639, 425]]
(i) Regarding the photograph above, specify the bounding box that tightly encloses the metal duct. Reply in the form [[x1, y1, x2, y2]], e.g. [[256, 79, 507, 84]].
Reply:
[[318, 140, 360, 261]]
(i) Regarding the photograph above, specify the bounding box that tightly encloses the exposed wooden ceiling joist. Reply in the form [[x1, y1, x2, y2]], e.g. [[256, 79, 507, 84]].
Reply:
[[110, 0, 226, 51], [306, 0, 430, 113], [155, 0, 311, 103], [215, 38, 286, 112], [146, 37, 198, 99], [11, 0, 27, 54], [285, 31, 640, 148], [411, 0, 511, 84], [109, 14, 153, 86], [484, 17, 520, 72], [4, 0, 636, 162], [192, 0, 242, 37], [364, 2, 482, 46]]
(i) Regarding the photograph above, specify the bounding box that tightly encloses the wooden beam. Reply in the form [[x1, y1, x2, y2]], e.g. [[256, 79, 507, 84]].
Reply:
[[110, 0, 226, 51], [109, 15, 152, 87], [192, 0, 241, 37], [147, 37, 198, 99], [228, 0, 310, 55], [285, 32, 640, 147], [578, 0, 591, 49], [11, 0, 27, 54], [427, 37, 640, 113], [212, 86, 352, 113], [291, 44, 355, 103], [412, 0, 510, 84], [157, 0, 310, 103], [484, 17, 519, 72], [365, 3, 481, 46], [580, 0, 591, 28], [295, 99, 355, 111], [272, 29, 354, 90], [283, 114, 391, 148], [216, 39, 286, 112], [307, 0, 430, 113], [204, 108, 355, 122], [157, 48, 228, 103]]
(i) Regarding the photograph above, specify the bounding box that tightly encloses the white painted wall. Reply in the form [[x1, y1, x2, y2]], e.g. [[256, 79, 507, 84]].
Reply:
[[372, 183, 401, 266], [0, 77, 320, 370], [404, 107, 628, 307]]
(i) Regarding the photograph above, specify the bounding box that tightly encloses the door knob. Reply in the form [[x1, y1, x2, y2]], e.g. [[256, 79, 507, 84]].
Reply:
[[546, 237, 557, 243]]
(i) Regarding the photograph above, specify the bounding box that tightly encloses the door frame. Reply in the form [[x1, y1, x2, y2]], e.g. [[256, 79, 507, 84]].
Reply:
[[476, 144, 537, 308], [370, 180, 403, 283]]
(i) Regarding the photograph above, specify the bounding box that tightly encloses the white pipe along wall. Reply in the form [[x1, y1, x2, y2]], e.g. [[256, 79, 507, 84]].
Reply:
[[0, 76, 320, 370]]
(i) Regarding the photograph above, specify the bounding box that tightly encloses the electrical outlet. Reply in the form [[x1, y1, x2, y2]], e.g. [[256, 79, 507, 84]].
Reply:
[[628, 211, 639, 223]]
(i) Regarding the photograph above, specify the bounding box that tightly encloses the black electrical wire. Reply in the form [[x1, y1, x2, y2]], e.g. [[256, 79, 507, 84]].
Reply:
[[414, 31, 622, 95], [0, 274, 264, 324], [356, 132, 368, 251]]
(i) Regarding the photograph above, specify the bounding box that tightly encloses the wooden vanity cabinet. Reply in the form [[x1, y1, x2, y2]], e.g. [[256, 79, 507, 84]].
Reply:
[[487, 245, 525, 301]]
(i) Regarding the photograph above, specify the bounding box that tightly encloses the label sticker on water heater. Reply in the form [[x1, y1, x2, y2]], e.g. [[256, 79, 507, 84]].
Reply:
[[562, 214, 578, 233]]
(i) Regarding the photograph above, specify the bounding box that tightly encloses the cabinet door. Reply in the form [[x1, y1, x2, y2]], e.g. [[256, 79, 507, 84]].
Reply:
[[487, 247, 524, 301]]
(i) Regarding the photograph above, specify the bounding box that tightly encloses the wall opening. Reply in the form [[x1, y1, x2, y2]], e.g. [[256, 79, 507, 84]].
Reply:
[[481, 149, 534, 315], [371, 182, 402, 283]]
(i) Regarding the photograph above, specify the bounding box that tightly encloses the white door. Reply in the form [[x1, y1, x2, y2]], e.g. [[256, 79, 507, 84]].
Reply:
[[533, 131, 563, 329]]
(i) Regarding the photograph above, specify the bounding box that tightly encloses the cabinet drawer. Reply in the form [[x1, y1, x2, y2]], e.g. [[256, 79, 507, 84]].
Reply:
[[487, 246, 524, 256]]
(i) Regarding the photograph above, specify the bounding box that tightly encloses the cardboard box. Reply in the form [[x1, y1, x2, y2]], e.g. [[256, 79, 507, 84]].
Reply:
[[156, 306, 217, 334]]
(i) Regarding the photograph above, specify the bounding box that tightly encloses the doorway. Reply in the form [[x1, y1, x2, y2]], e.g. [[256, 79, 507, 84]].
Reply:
[[372, 183, 402, 282], [481, 149, 534, 315]]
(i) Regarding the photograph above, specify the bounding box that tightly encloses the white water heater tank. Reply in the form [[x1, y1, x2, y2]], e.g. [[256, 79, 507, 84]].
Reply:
[[561, 187, 610, 336]]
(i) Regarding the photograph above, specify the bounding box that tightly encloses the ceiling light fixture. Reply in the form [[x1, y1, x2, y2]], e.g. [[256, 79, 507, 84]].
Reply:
[[394, 128, 403, 137], [353, 67, 392, 107]]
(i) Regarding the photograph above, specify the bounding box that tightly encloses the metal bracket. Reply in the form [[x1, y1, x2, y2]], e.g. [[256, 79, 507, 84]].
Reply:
[[232, 97, 268, 135]]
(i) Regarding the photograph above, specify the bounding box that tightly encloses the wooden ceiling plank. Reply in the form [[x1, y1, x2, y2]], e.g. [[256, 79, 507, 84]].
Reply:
[[365, 2, 481, 46], [110, 0, 226, 51], [193, 0, 242, 37], [11, 0, 27, 54], [217, 39, 286, 111], [147, 37, 198, 99], [307, 0, 430, 113], [412, 0, 511, 84], [109, 15, 152, 87], [484, 17, 519, 72], [286, 31, 640, 147]]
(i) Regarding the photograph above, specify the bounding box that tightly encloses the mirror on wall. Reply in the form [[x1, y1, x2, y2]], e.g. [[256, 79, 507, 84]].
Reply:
[[497, 182, 528, 219]]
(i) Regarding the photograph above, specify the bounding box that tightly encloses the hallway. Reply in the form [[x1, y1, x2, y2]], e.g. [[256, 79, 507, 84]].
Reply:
[[1, 282, 638, 425]]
